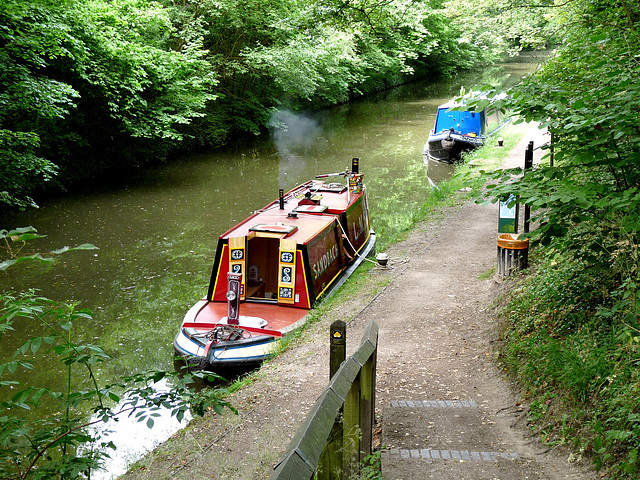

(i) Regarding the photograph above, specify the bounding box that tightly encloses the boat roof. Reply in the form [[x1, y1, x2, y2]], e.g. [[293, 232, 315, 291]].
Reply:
[[220, 180, 360, 244]]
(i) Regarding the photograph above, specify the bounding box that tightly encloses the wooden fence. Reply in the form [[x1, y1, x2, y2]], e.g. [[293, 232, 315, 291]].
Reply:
[[269, 320, 379, 480]]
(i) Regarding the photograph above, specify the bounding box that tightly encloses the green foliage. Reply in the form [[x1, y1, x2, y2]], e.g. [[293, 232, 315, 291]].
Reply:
[[0, 0, 216, 208], [350, 450, 384, 479], [0, 227, 98, 271], [458, 4, 640, 476], [471, 0, 640, 251], [498, 248, 639, 477], [0, 231, 235, 479], [445, 0, 557, 58], [1, 0, 552, 207], [0, 0, 77, 208]]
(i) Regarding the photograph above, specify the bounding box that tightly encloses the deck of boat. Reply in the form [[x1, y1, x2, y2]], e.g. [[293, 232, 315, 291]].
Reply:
[[189, 300, 308, 334]]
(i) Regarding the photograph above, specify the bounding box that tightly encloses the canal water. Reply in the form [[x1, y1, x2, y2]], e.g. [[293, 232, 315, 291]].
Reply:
[[0, 53, 543, 478]]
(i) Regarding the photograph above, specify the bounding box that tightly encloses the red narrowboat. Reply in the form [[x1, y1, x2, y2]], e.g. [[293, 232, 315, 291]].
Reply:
[[173, 158, 376, 369]]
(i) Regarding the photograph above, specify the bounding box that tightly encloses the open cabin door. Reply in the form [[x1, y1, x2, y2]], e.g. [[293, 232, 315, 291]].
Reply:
[[245, 235, 279, 301]]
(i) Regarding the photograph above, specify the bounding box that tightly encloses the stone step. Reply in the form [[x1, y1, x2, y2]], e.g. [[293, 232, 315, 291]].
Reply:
[[380, 399, 540, 480], [383, 448, 520, 461]]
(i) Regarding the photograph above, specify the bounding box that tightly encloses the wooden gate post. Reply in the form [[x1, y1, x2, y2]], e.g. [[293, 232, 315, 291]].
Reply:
[[318, 321, 348, 479], [329, 320, 347, 379]]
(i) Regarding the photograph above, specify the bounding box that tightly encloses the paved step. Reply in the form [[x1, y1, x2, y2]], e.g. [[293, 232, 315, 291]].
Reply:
[[384, 448, 521, 462], [380, 398, 546, 480]]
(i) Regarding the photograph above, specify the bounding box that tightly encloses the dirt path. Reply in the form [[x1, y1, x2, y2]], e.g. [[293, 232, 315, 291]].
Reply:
[[375, 127, 595, 479], [120, 126, 597, 480]]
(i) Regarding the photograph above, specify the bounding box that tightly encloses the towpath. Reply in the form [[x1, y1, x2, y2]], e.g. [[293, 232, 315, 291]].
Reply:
[[120, 126, 597, 480], [374, 126, 596, 479]]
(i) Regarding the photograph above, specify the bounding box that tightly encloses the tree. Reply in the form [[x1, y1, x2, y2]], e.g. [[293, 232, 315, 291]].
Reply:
[[469, 0, 639, 261], [0, 1, 78, 208], [460, 2, 639, 473], [0, 0, 216, 208]]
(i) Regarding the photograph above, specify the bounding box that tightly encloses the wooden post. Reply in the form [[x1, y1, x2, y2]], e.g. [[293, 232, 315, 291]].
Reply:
[[343, 376, 361, 479], [319, 321, 347, 479], [359, 348, 376, 460], [329, 320, 346, 379]]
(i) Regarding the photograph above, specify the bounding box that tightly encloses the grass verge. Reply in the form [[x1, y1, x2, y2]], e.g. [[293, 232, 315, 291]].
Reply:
[[496, 249, 639, 479]]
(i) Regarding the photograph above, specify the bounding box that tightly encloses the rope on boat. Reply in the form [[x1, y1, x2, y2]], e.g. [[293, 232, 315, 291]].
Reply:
[[336, 220, 378, 266]]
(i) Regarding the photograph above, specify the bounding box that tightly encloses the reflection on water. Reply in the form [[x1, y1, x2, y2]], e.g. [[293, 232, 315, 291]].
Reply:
[[87, 379, 192, 480], [0, 52, 544, 478], [423, 157, 457, 187]]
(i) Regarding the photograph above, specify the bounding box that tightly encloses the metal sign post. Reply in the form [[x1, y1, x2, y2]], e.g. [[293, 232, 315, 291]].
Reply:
[[524, 141, 534, 233], [498, 194, 519, 233]]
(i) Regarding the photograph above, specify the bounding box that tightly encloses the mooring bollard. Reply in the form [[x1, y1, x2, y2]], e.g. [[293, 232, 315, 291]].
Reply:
[[497, 233, 529, 278]]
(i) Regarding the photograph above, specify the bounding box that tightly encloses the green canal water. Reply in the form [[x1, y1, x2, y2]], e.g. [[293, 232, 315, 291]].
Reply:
[[0, 53, 544, 478]]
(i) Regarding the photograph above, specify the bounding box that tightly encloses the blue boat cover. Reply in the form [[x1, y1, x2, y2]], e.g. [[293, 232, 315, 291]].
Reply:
[[434, 106, 484, 136]]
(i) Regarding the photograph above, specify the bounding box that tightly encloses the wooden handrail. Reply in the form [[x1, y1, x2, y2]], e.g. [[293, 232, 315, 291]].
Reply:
[[270, 320, 379, 480]]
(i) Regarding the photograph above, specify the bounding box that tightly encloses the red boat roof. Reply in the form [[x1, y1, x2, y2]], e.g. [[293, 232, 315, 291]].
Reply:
[[221, 181, 362, 244]]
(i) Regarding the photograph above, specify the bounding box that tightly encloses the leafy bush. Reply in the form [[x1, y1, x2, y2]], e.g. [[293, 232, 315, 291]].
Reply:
[[0, 230, 235, 479]]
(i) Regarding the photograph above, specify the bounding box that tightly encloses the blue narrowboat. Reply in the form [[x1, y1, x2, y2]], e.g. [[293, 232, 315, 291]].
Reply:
[[424, 94, 509, 163]]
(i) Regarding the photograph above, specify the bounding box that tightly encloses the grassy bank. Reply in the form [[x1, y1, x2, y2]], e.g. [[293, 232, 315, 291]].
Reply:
[[472, 132, 639, 477], [495, 243, 639, 478]]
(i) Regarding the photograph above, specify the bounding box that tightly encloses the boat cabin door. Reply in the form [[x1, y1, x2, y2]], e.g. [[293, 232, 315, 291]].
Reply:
[[228, 233, 298, 304], [240, 234, 295, 304]]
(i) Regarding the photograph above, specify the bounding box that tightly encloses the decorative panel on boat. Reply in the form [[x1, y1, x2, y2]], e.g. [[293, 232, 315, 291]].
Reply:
[[277, 238, 297, 304], [228, 236, 246, 300]]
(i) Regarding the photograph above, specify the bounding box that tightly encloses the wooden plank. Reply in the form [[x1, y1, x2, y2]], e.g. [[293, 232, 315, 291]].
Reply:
[[343, 375, 361, 479], [351, 340, 375, 366], [270, 451, 315, 480], [317, 418, 343, 480], [328, 357, 361, 400], [274, 389, 342, 474], [359, 352, 376, 460], [361, 320, 379, 346]]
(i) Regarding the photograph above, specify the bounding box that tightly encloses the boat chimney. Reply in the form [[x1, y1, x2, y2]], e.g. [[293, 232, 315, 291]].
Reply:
[[279, 189, 284, 210], [352, 157, 359, 174], [226, 272, 242, 325]]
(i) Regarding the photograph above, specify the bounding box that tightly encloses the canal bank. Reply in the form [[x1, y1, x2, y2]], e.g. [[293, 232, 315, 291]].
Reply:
[[120, 125, 597, 480]]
